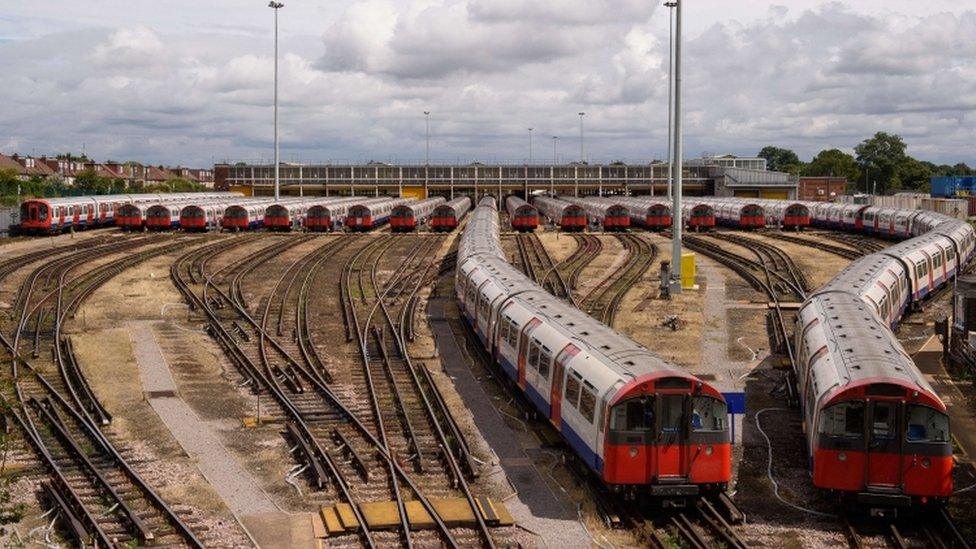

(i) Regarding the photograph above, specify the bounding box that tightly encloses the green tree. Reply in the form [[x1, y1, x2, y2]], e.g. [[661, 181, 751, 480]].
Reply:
[[0, 168, 19, 197], [897, 157, 934, 192], [757, 146, 802, 173], [801, 149, 861, 182], [144, 177, 206, 193], [854, 132, 908, 194], [74, 169, 112, 194]]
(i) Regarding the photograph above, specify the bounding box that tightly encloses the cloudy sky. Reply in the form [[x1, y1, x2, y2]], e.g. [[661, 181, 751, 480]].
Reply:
[[0, 1, 973, 167]]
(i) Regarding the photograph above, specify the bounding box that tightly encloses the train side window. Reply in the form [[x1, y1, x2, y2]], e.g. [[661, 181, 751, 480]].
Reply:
[[947, 248, 955, 263], [906, 405, 949, 443], [819, 401, 864, 438], [692, 396, 727, 432], [915, 261, 926, 279], [933, 253, 943, 270], [564, 372, 581, 410], [527, 341, 540, 371], [538, 348, 552, 380], [507, 322, 519, 347], [579, 382, 596, 423]]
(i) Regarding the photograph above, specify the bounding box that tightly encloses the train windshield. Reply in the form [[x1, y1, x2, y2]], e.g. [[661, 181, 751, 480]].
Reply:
[[905, 405, 949, 443], [21, 202, 47, 221], [692, 396, 727, 432], [610, 398, 654, 433], [819, 401, 864, 439]]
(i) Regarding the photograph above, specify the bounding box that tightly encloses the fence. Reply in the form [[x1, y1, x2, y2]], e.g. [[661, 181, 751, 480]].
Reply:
[[0, 207, 17, 237]]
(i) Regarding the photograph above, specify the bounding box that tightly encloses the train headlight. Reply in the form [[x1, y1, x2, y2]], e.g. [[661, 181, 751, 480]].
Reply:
[[922, 458, 931, 469], [838, 452, 847, 462], [705, 446, 714, 456], [629, 447, 639, 458]]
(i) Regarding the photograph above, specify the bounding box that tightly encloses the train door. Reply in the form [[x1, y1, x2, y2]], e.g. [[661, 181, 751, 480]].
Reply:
[[550, 344, 580, 430], [865, 400, 902, 488], [657, 393, 690, 480]]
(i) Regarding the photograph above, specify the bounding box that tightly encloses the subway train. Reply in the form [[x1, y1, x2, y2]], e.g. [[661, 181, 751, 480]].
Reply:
[[561, 196, 631, 232], [430, 196, 472, 232], [345, 197, 409, 231], [794, 204, 974, 511], [16, 193, 239, 234], [390, 197, 446, 232], [532, 196, 586, 232], [456, 197, 731, 500], [506, 196, 539, 232]]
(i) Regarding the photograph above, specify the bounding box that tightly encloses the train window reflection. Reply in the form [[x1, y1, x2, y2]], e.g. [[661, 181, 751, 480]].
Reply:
[[819, 401, 864, 438], [611, 398, 653, 432], [661, 395, 683, 434], [906, 405, 949, 443], [692, 397, 727, 432]]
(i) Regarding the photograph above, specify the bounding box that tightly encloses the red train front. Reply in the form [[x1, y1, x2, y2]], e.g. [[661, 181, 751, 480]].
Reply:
[[306, 205, 334, 232], [782, 203, 811, 230], [560, 204, 586, 232], [264, 204, 293, 231], [602, 204, 631, 232], [390, 204, 418, 232], [645, 204, 672, 230], [602, 376, 731, 498], [510, 205, 538, 232], [116, 204, 144, 231], [738, 203, 766, 229], [430, 207, 459, 232], [812, 383, 952, 508], [345, 205, 374, 231], [687, 205, 715, 231]]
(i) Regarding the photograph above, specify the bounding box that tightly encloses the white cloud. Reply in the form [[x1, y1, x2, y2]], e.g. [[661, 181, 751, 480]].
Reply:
[[0, 2, 972, 167]]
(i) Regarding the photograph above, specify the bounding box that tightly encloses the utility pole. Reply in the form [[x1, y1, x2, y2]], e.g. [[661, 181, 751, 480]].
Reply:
[[670, 0, 683, 295], [578, 112, 585, 163], [665, 1, 677, 200], [269, 1, 284, 201], [552, 136, 558, 165], [528, 128, 533, 163]]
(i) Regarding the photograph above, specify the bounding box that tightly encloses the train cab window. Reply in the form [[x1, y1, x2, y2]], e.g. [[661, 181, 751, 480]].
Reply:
[[905, 405, 949, 443], [564, 372, 582, 409], [691, 396, 727, 432], [947, 248, 956, 263], [611, 398, 653, 432], [579, 382, 596, 423], [819, 401, 864, 439]]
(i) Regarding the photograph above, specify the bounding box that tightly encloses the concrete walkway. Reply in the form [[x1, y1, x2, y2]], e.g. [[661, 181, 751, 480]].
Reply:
[[128, 321, 313, 548]]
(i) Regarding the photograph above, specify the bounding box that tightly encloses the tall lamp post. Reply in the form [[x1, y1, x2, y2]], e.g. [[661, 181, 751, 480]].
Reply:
[[551, 136, 558, 196], [424, 111, 431, 165], [269, 1, 284, 201], [669, 0, 683, 294], [578, 112, 585, 163], [665, 1, 676, 200], [528, 128, 533, 163]]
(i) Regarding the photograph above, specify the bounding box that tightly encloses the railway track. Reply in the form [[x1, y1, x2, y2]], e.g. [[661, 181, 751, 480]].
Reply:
[[0, 234, 207, 547], [813, 231, 888, 254], [514, 233, 572, 301], [844, 509, 971, 549], [171, 234, 501, 548], [554, 234, 603, 300], [577, 234, 658, 326], [760, 231, 864, 260]]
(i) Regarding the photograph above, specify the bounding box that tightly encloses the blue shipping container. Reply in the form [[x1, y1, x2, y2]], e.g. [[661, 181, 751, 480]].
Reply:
[[931, 176, 976, 198]]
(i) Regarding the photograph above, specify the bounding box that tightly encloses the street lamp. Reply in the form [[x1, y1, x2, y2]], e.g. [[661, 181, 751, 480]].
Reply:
[[665, 1, 677, 200], [578, 112, 585, 163], [669, 0, 683, 295], [269, 1, 284, 201], [552, 136, 558, 165], [424, 111, 431, 165], [528, 128, 533, 164]]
